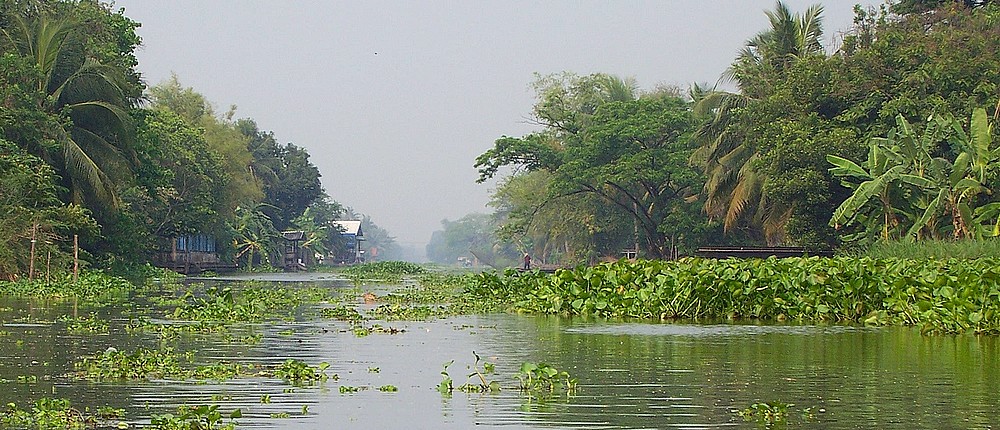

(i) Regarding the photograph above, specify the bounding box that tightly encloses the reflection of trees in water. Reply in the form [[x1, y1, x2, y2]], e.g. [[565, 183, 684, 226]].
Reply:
[[524, 318, 1000, 428], [3, 291, 998, 428], [0, 299, 134, 412]]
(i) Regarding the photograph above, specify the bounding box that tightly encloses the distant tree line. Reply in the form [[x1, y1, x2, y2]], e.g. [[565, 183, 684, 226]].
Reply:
[[0, 0, 399, 279], [452, 1, 1000, 266]]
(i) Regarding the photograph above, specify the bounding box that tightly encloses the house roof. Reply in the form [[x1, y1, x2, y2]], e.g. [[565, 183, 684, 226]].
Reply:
[[332, 220, 363, 237], [281, 230, 305, 241]]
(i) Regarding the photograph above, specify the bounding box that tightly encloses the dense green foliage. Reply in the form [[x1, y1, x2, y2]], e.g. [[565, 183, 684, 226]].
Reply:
[[466, 258, 1000, 334], [340, 261, 426, 282], [1, 398, 126, 430], [830, 108, 999, 243], [476, 75, 714, 262], [0, 0, 401, 278], [470, 2, 1000, 262]]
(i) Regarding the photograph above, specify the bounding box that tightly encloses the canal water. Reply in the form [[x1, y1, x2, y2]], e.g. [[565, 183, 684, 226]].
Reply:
[[0, 275, 997, 429]]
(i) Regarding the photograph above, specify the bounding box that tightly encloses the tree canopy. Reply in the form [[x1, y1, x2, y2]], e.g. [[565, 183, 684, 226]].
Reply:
[[0, 0, 393, 277], [477, 73, 715, 260]]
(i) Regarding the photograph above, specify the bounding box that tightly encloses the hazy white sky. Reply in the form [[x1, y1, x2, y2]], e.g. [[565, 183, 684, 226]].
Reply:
[[113, 0, 880, 250]]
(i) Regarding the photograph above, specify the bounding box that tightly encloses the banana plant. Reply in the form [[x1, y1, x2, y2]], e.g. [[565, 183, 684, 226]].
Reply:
[[827, 121, 931, 240], [292, 207, 329, 259], [830, 108, 998, 242], [908, 108, 996, 239], [231, 204, 279, 269]]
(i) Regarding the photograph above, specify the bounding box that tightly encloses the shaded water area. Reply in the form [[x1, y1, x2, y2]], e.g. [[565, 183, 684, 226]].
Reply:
[[1, 274, 998, 429]]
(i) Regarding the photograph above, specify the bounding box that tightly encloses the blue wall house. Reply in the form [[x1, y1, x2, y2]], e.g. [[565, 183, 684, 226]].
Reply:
[[154, 234, 231, 274], [331, 220, 365, 264]]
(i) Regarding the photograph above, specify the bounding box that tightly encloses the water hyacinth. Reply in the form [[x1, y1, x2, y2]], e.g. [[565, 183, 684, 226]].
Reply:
[[466, 257, 1000, 334]]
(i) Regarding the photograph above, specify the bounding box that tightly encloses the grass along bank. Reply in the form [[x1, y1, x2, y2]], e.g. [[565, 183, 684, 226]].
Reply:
[[857, 238, 1000, 260]]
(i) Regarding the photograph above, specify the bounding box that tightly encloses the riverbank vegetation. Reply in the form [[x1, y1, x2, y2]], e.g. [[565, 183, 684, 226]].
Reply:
[[858, 238, 1000, 259], [0, 0, 402, 281], [464, 257, 1000, 334], [466, 1, 1000, 267], [4, 0, 1000, 277], [6, 2, 1000, 427]]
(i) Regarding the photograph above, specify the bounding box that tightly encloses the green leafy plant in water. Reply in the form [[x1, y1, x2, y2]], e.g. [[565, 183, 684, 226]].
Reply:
[[438, 353, 501, 394], [320, 305, 364, 322], [273, 359, 330, 384], [223, 332, 263, 345], [367, 303, 451, 321], [378, 384, 398, 392], [438, 360, 455, 394], [516, 362, 577, 395], [75, 347, 258, 381], [463, 257, 1000, 335], [0, 398, 126, 429], [339, 385, 362, 394], [149, 404, 241, 430], [58, 313, 110, 334], [171, 285, 334, 323], [738, 401, 792, 427], [457, 351, 501, 393], [126, 317, 232, 341], [341, 261, 426, 282], [192, 362, 257, 381], [0, 271, 141, 306], [76, 347, 188, 380]]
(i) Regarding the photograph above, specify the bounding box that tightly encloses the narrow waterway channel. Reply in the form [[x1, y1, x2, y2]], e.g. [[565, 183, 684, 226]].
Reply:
[[1, 275, 997, 429]]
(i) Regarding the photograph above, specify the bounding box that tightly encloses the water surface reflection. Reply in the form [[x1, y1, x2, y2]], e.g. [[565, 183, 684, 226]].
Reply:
[[1, 279, 997, 429]]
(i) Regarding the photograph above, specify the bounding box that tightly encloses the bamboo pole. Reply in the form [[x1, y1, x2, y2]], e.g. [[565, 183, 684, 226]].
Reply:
[[29, 224, 37, 280], [73, 234, 79, 283]]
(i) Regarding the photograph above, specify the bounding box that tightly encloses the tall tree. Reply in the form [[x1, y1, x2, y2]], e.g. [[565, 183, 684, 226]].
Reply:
[[237, 118, 323, 231], [691, 1, 825, 244], [130, 109, 227, 239], [148, 76, 262, 218], [477, 74, 706, 259], [490, 170, 626, 264], [1, 4, 141, 215], [891, 0, 995, 14]]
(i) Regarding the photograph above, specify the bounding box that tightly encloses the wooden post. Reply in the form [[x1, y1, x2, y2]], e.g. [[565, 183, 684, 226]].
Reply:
[[73, 234, 79, 283], [29, 224, 37, 280], [46, 251, 51, 284]]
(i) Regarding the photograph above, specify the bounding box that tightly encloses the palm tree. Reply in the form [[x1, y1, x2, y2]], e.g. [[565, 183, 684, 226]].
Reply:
[[691, 1, 824, 244], [2, 11, 136, 213]]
